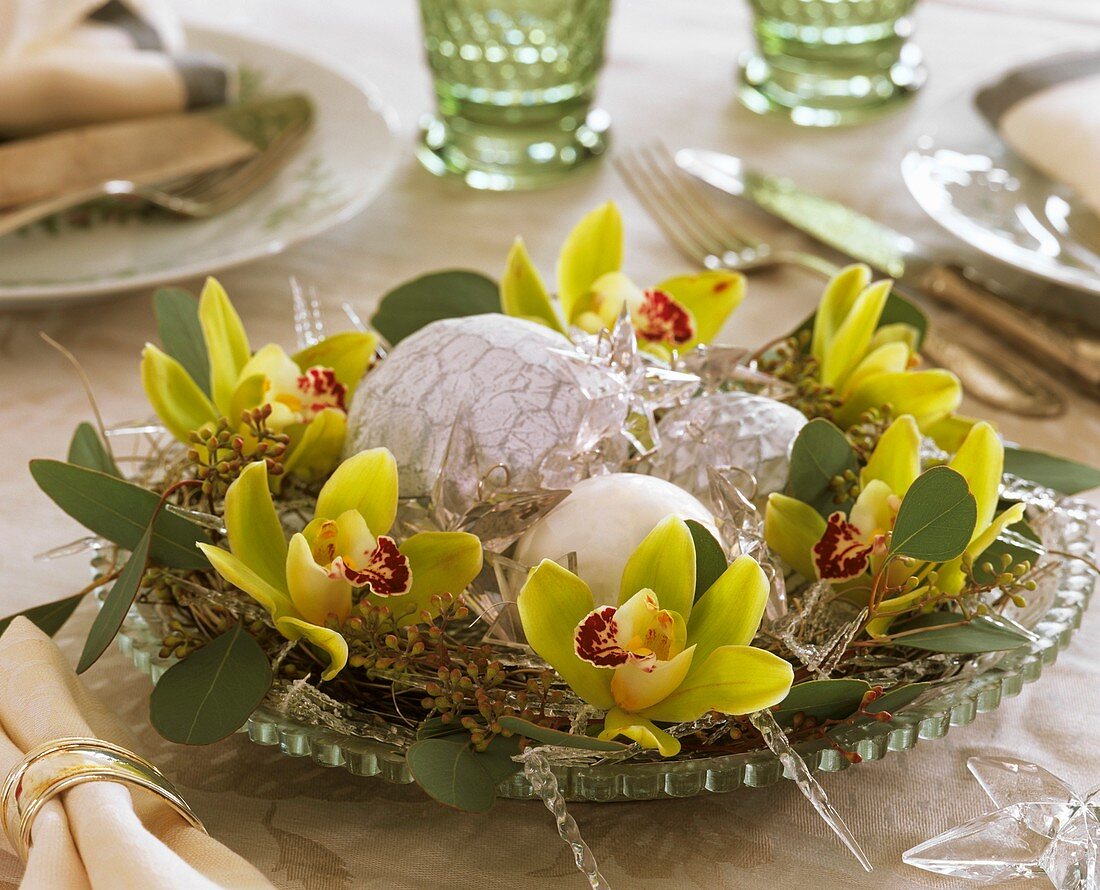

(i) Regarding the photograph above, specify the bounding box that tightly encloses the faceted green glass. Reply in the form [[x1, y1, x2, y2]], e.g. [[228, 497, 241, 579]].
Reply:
[[738, 0, 926, 127], [416, 0, 612, 190]]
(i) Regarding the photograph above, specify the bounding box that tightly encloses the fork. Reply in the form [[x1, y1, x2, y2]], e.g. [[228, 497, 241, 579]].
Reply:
[[0, 115, 309, 238], [613, 143, 1065, 418]]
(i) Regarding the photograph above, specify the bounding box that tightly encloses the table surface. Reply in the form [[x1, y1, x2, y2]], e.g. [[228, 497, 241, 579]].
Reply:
[[2, 1, 1099, 888]]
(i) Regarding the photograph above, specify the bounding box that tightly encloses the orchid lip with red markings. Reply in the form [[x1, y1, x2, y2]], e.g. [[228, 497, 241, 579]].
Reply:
[[297, 366, 348, 420], [813, 512, 873, 581], [335, 536, 412, 597], [574, 606, 632, 667], [635, 289, 695, 345]]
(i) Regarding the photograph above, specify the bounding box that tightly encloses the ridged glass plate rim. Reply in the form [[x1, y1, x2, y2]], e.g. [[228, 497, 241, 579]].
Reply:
[[114, 502, 1095, 802]]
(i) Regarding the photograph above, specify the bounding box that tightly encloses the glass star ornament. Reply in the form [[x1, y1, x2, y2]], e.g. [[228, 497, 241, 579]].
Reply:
[[904, 756, 1100, 888], [552, 307, 700, 457]]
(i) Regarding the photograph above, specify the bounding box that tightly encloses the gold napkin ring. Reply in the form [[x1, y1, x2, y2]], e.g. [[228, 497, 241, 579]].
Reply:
[[1, 737, 206, 861]]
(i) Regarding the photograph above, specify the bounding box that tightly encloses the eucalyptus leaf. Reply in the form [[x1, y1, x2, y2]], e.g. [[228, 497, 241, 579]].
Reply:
[[862, 682, 930, 717], [77, 524, 152, 673], [1003, 446, 1100, 495], [0, 592, 86, 639], [30, 460, 209, 569], [890, 466, 976, 562], [774, 678, 871, 725], [406, 733, 522, 813], [149, 622, 273, 744], [786, 419, 859, 517], [67, 423, 120, 477], [891, 613, 1032, 654], [153, 287, 211, 395], [499, 716, 628, 752], [685, 519, 727, 601], [370, 270, 501, 345]]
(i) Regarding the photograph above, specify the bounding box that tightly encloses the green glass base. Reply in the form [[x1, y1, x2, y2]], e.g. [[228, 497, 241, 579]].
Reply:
[[416, 107, 610, 191], [737, 45, 926, 128]]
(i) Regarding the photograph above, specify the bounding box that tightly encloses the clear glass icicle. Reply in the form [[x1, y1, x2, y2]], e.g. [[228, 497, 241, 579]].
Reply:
[[520, 748, 610, 890], [749, 709, 873, 872]]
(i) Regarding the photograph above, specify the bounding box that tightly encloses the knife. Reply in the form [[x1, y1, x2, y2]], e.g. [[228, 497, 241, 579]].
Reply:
[[677, 148, 1100, 401]]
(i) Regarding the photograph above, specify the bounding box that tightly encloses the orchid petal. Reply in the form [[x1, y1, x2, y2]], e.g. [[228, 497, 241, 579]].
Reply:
[[315, 447, 399, 534], [811, 264, 872, 363], [849, 479, 896, 540], [657, 270, 745, 347], [140, 344, 218, 443], [197, 544, 293, 620], [292, 331, 378, 399], [280, 408, 346, 484], [228, 374, 267, 426], [841, 341, 911, 398], [765, 494, 826, 581], [598, 708, 680, 756], [556, 201, 623, 324], [639, 645, 794, 723], [274, 616, 348, 681], [926, 414, 979, 453], [286, 533, 352, 626], [862, 414, 921, 496], [868, 322, 919, 353], [224, 461, 289, 594], [198, 277, 251, 417], [239, 343, 301, 400], [865, 587, 929, 638], [517, 560, 614, 710], [820, 279, 891, 388], [687, 556, 770, 657], [589, 271, 645, 328], [835, 369, 962, 431], [501, 238, 566, 334], [949, 421, 1003, 535], [967, 502, 1026, 563], [612, 644, 696, 712], [618, 515, 696, 620], [365, 531, 483, 626]]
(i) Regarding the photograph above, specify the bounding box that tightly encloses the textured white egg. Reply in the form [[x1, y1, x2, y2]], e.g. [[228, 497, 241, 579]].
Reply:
[[644, 391, 807, 507], [513, 473, 719, 607], [343, 314, 627, 497]]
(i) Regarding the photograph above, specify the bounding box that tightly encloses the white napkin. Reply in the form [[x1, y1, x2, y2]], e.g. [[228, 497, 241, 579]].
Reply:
[[0, 0, 233, 138], [977, 51, 1100, 217], [0, 618, 274, 890]]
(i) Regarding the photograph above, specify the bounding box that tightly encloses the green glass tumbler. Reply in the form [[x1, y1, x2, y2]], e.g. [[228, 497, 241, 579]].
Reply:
[[416, 0, 612, 190], [738, 0, 926, 127]]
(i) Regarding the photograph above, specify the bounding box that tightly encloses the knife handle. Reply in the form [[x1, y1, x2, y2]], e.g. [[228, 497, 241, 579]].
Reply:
[[916, 264, 1100, 395]]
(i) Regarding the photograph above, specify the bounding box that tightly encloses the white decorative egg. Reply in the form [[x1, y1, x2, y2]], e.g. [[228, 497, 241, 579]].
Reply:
[[643, 391, 807, 507], [513, 473, 719, 606], [344, 314, 626, 497]]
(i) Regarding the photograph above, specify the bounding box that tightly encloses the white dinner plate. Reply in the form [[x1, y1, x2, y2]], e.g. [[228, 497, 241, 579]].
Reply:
[[0, 26, 400, 309], [902, 85, 1100, 297]]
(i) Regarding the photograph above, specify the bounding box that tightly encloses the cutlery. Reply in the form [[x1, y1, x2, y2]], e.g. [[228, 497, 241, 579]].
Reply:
[[676, 147, 1100, 404], [0, 95, 312, 238], [615, 144, 1065, 417]]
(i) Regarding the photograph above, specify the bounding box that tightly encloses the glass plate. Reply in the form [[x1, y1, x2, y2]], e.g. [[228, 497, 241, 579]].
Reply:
[[901, 86, 1100, 297], [115, 501, 1095, 802]]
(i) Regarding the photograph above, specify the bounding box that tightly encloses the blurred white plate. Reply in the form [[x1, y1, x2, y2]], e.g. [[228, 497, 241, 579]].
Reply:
[[0, 26, 400, 309], [902, 86, 1100, 297]]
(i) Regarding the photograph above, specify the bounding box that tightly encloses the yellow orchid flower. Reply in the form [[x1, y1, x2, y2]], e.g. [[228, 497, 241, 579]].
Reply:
[[764, 416, 1026, 635], [810, 265, 962, 432], [518, 515, 793, 756], [197, 449, 483, 680], [141, 277, 378, 481], [500, 202, 745, 353]]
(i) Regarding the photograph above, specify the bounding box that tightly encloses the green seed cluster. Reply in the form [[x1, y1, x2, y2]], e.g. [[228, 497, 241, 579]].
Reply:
[[186, 405, 289, 499]]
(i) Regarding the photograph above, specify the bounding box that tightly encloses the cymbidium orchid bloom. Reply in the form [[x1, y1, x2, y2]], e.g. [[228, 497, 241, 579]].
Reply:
[[765, 416, 1025, 636], [197, 448, 483, 680], [141, 278, 378, 481], [810, 265, 962, 433], [500, 202, 745, 355], [518, 515, 793, 755]]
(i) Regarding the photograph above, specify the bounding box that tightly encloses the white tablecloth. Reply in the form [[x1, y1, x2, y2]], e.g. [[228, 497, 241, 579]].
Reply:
[[1, 1, 1098, 887]]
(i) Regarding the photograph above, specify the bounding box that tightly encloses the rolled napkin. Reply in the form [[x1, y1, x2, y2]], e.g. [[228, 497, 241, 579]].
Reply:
[[0, 0, 234, 138], [0, 618, 273, 890], [976, 51, 1100, 217]]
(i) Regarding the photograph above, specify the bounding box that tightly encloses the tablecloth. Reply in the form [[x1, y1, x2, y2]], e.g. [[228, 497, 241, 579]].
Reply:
[[1, 1, 1099, 887]]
